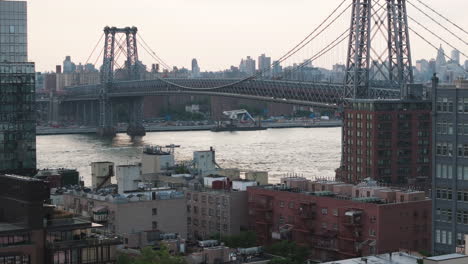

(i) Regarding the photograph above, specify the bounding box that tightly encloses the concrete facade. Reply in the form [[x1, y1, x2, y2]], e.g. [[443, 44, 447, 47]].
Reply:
[[58, 188, 187, 246], [185, 189, 248, 240], [432, 80, 468, 254]]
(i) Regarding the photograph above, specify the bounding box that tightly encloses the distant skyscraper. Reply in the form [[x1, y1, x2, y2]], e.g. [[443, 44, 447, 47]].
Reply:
[[465, 60, 468, 71], [429, 59, 437, 74], [272, 60, 283, 78], [451, 49, 460, 65], [0, 0, 36, 175], [436, 45, 447, 72], [191, 58, 200, 78], [258, 54, 271, 76], [63, 56, 76, 73], [239, 56, 256, 76]]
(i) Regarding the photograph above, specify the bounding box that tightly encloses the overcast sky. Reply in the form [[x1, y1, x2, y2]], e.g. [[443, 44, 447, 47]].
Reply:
[[26, 0, 467, 72]]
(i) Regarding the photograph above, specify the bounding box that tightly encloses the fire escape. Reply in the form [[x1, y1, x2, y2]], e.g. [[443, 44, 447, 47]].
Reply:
[[250, 194, 274, 244], [338, 208, 364, 258], [293, 202, 316, 247]]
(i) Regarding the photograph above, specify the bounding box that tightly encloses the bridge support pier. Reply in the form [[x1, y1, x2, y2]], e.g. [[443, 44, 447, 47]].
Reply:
[[126, 97, 146, 137], [98, 95, 117, 137]]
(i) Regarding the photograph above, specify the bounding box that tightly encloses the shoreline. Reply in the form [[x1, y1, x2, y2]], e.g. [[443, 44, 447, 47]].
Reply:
[[36, 120, 342, 136]]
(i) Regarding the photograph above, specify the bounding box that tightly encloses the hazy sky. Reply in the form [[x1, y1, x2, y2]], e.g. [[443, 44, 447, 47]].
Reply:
[[26, 0, 467, 72]]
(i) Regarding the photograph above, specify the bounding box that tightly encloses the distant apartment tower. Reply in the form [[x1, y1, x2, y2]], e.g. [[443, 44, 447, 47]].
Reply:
[[239, 56, 256, 76], [272, 60, 283, 78], [62, 55, 76, 73], [0, 1, 36, 176], [432, 79, 468, 255], [191, 58, 200, 78], [336, 99, 432, 188], [258, 54, 271, 76], [451, 49, 460, 65]]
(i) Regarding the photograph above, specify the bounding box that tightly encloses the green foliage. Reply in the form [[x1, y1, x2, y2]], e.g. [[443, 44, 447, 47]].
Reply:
[[117, 246, 186, 264], [419, 250, 432, 257], [268, 257, 290, 264], [174, 165, 190, 174], [217, 231, 257, 248], [265, 241, 309, 264]]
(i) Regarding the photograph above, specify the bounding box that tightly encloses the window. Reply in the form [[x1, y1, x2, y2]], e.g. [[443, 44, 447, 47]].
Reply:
[[333, 209, 338, 216], [279, 201, 285, 207], [152, 208, 157, 215], [152, 221, 158, 230], [436, 229, 441, 243], [369, 229, 376, 237], [457, 233, 466, 246], [288, 202, 295, 209], [321, 208, 328, 215]]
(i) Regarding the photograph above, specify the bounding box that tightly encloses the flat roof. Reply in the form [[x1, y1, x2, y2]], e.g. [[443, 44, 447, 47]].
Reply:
[[0, 223, 29, 234], [426, 253, 468, 261], [0, 174, 43, 182], [322, 252, 421, 264]]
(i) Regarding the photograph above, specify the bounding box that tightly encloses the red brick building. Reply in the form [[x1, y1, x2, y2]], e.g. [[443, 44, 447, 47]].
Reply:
[[247, 178, 431, 262], [336, 99, 431, 187]]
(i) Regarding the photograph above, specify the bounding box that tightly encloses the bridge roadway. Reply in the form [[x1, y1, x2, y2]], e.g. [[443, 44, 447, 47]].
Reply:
[[61, 78, 401, 108]]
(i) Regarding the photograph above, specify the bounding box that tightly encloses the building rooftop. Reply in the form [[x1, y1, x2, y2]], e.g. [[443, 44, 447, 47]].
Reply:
[[251, 178, 428, 205], [322, 252, 421, 264], [425, 253, 468, 261], [0, 222, 29, 234], [0, 174, 43, 182], [55, 185, 185, 203]]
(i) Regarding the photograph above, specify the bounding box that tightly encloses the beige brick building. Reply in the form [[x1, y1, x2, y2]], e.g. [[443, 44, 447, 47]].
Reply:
[[185, 189, 248, 240]]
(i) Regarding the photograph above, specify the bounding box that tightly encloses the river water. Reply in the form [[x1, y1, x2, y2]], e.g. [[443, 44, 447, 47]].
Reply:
[[37, 127, 341, 186]]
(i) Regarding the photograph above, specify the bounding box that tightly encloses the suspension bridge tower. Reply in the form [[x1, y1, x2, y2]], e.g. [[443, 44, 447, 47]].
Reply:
[[344, 0, 413, 99], [98, 26, 145, 137]]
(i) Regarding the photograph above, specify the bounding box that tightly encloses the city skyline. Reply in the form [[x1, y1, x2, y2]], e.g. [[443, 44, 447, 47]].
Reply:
[[27, 0, 467, 72]]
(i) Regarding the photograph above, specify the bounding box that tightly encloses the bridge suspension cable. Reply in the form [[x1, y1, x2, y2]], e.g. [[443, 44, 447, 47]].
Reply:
[[137, 40, 172, 71], [274, 0, 349, 65], [84, 33, 105, 65], [407, 15, 467, 58], [280, 29, 350, 80], [137, 33, 172, 70], [409, 0, 468, 36], [262, 0, 351, 79], [409, 28, 468, 74], [407, 0, 468, 46]]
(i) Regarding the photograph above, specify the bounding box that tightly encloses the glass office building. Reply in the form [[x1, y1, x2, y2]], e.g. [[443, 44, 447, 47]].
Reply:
[[0, 1, 36, 175]]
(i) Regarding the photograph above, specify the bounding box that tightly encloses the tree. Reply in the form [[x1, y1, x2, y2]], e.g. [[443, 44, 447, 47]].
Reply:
[[217, 231, 257, 248], [117, 246, 186, 264], [265, 241, 309, 264]]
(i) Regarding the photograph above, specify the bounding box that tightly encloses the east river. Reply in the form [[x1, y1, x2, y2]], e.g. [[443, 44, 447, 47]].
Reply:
[[37, 127, 341, 186]]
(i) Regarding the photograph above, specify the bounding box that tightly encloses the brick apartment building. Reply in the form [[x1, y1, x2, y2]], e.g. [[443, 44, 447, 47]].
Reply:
[[336, 99, 432, 188], [247, 178, 432, 262]]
